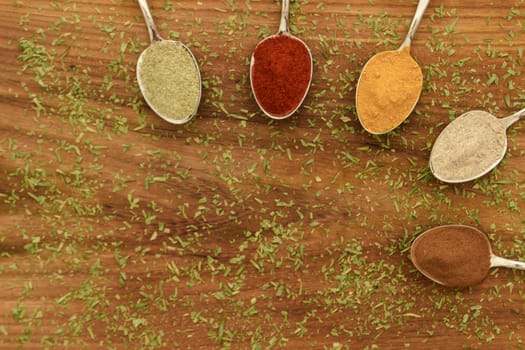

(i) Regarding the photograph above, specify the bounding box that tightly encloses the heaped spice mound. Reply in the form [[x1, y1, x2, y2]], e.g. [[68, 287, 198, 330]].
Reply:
[[411, 226, 492, 288], [138, 41, 201, 122], [429, 110, 507, 182], [356, 47, 423, 134], [250, 34, 312, 118]]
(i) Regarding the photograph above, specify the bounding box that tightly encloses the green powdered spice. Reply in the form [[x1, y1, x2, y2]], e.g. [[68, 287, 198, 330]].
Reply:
[[137, 41, 201, 123]]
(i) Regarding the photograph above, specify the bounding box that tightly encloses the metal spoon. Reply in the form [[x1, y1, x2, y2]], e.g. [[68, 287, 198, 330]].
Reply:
[[136, 0, 202, 125], [355, 0, 430, 134], [249, 0, 313, 119], [411, 225, 525, 288], [429, 107, 525, 183]]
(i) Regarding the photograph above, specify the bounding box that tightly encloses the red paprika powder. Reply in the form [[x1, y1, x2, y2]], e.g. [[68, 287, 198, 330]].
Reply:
[[250, 34, 312, 118]]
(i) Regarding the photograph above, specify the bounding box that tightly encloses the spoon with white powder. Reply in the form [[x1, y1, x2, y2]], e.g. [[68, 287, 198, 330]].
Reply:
[[429, 108, 525, 183]]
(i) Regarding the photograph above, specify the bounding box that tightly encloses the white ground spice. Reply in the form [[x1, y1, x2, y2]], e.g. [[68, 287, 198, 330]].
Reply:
[[430, 110, 507, 181], [138, 41, 200, 122]]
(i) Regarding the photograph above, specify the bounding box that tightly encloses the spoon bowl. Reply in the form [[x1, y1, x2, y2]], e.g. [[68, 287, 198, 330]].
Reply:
[[411, 225, 525, 288], [355, 48, 423, 134], [136, 0, 202, 125], [250, 0, 313, 119], [355, 0, 429, 134], [429, 107, 525, 183]]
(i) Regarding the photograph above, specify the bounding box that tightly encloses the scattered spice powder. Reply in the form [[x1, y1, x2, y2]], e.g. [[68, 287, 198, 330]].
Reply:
[[250, 34, 312, 118], [137, 40, 201, 123], [356, 47, 423, 133], [429, 110, 507, 182], [411, 225, 492, 288]]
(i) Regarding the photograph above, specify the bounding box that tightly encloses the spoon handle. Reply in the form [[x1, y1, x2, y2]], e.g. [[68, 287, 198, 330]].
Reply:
[[137, 0, 162, 42], [491, 255, 525, 270], [400, 0, 431, 50], [500, 107, 525, 129], [278, 0, 290, 34]]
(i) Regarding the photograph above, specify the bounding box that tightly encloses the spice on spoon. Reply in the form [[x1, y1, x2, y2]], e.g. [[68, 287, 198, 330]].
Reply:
[[356, 47, 423, 134], [429, 110, 507, 182], [137, 41, 201, 123], [136, 0, 201, 124], [250, 0, 313, 119], [410, 225, 491, 288], [355, 0, 429, 134], [251, 34, 312, 118]]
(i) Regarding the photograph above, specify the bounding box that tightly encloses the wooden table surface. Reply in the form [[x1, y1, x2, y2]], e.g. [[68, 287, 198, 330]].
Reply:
[[1, 0, 525, 349]]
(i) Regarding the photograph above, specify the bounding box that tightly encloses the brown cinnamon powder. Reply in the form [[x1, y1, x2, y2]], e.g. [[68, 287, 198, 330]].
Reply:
[[411, 225, 491, 288]]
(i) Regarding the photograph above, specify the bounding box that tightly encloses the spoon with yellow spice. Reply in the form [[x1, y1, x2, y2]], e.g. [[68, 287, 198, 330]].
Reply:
[[356, 0, 430, 134]]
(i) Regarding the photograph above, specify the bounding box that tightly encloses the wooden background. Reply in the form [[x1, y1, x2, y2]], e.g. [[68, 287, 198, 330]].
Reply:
[[1, 0, 525, 349]]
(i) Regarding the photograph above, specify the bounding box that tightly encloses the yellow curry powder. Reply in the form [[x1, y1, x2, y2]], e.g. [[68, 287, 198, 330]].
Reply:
[[356, 47, 423, 134]]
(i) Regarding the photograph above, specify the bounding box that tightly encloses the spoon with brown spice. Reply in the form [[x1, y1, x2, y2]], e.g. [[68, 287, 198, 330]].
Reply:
[[410, 225, 525, 288]]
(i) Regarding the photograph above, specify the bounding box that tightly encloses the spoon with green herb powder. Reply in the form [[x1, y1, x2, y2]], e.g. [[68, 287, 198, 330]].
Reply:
[[429, 107, 525, 183], [136, 0, 201, 125]]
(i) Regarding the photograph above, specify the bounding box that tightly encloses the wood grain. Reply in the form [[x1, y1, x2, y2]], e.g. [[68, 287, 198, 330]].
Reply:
[[1, 0, 525, 349]]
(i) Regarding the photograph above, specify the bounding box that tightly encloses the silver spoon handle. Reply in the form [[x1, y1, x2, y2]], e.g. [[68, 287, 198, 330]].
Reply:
[[278, 0, 290, 34], [400, 0, 431, 50], [500, 107, 525, 128], [491, 255, 525, 270], [137, 0, 162, 42]]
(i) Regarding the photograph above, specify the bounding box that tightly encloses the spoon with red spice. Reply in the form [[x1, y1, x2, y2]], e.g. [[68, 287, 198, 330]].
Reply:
[[250, 0, 313, 119], [410, 225, 525, 288]]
